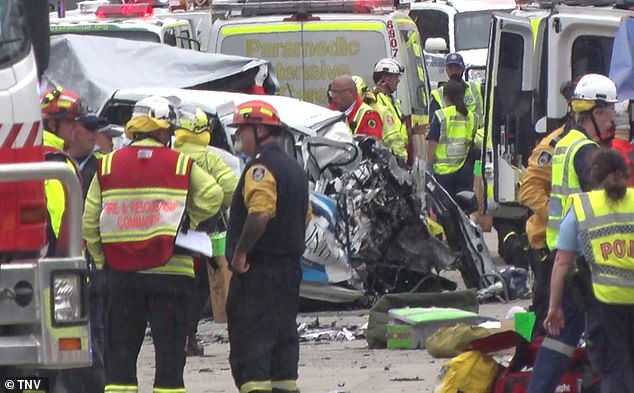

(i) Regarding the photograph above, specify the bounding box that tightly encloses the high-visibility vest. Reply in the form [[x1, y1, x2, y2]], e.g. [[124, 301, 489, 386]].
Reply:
[[97, 146, 192, 272], [375, 90, 407, 142], [546, 129, 597, 250], [570, 189, 634, 304], [431, 81, 483, 128], [433, 106, 476, 175]]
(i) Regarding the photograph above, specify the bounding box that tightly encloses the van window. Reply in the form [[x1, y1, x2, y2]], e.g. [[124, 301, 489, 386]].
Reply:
[[398, 25, 428, 113], [411, 10, 449, 50], [455, 11, 496, 51], [164, 29, 177, 46], [178, 28, 191, 49], [571, 35, 614, 80], [0, 0, 30, 66]]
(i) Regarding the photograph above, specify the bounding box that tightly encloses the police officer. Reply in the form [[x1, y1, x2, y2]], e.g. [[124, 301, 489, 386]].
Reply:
[[83, 95, 223, 393], [519, 79, 578, 337], [425, 80, 476, 196], [372, 58, 408, 160], [545, 148, 634, 392], [527, 74, 618, 393], [329, 75, 383, 140], [226, 100, 311, 393], [40, 86, 85, 257], [173, 104, 239, 356], [430, 53, 484, 129]]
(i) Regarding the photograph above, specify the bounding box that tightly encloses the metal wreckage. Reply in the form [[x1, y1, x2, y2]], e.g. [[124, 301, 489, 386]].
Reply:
[[299, 136, 525, 305]]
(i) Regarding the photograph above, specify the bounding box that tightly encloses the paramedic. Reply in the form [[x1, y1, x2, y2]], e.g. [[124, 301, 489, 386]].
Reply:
[[372, 58, 408, 160]]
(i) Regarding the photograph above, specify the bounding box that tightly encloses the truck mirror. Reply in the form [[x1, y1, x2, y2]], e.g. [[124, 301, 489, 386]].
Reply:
[[424, 37, 448, 53], [535, 116, 547, 134]]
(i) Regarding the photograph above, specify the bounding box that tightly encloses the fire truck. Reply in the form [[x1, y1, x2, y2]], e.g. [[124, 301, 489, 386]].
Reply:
[[482, 0, 632, 218], [0, 0, 90, 374], [49, 1, 200, 50]]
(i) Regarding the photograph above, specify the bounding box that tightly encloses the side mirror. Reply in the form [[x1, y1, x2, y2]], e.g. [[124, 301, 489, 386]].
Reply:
[[535, 116, 547, 134], [424, 37, 448, 53], [454, 191, 478, 215]]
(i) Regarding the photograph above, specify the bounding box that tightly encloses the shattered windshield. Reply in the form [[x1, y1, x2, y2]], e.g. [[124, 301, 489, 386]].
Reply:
[[0, 0, 30, 66], [454, 10, 495, 51]]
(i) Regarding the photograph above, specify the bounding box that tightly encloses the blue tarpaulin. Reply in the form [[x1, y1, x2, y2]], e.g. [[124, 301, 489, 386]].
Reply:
[[610, 18, 634, 99]]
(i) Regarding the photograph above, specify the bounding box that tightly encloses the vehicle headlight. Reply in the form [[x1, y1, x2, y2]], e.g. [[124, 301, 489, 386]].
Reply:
[[53, 273, 84, 324]]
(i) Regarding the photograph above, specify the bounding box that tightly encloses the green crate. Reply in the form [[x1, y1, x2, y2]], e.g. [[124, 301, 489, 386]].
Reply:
[[211, 232, 226, 257], [514, 311, 535, 341]]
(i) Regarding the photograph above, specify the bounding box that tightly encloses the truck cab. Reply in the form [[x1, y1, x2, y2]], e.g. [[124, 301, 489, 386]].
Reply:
[[483, 0, 627, 217], [409, 0, 516, 87], [1, 0, 90, 372], [207, 0, 431, 127], [49, 1, 200, 50]]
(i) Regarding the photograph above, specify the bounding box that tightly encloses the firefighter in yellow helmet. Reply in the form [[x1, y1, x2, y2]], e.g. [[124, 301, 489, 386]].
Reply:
[[545, 148, 634, 391], [173, 103, 239, 356], [82, 95, 223, 393], [527, 74, 617, 393], [226, 100, 311, 393]]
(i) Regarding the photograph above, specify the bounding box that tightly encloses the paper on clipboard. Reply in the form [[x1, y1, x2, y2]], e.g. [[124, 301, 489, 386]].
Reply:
[[175, 230, 213, 257]]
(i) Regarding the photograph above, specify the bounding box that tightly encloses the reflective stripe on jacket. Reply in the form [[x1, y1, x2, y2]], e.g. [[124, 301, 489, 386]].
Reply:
[[431, 81, 483, 128], [570, 189, 634, 304], [432, 105, 475, 175], [97, 145, 192, 271], [546, 129, 597, 250]]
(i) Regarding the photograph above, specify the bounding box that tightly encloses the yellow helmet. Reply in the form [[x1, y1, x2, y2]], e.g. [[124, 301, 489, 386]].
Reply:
[[125, 96, 176, 138], [177, 105, 209, 134]]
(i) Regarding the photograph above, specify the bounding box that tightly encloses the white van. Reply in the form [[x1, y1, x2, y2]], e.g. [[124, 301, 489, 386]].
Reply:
[[206, 0, 432, 127], [409, 0, 515, 87]]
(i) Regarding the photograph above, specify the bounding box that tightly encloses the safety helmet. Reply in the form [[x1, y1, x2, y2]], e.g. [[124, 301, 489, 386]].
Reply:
[[177, 104, 209, 134], [373, 58, 404, 75], [352, 75, 368, 96], [229, 100, 281, 128], [125, 96, 176, 138], [570, 74, 618, 113], [40, 86, 85, 120]]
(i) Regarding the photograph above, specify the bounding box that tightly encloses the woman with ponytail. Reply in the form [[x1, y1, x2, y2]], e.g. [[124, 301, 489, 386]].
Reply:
[[425, 80, 477, 196], [545, 148, 634, 392]]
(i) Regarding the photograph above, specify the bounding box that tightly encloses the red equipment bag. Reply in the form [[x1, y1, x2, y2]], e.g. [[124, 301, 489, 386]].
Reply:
[[466, 331, 600, 393]]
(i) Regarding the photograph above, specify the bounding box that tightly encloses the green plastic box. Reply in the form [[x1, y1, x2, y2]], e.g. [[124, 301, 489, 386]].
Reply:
[[514, 311, 535, 341], [211, 232, 226, 257]]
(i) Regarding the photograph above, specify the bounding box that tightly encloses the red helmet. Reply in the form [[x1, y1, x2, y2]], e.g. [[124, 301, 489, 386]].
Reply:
[[40, 87, 84, 120], [229, 100, 281, 127]]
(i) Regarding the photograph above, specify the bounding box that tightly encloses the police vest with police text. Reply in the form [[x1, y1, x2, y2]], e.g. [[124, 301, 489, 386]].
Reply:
[[546, 129, 597, 250], [97, 146, 192, 271], [433, 106, 476, 175], [570, 189, 634, 304]]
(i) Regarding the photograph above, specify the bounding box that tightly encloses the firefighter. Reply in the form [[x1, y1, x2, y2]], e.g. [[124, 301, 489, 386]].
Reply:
[[545, 148, 634, 392], [82, 95, 223, 393], [527, 73, 618, 393], [40, 86, 85, 257], [372, 58, 408, 160], [519, 79, 578, 338], [173, 104, 239, 356], [225, 100, 311, 393], [328, 75, 383, 140], [430, 53, 484, 129], [425, 80, 476, 196]]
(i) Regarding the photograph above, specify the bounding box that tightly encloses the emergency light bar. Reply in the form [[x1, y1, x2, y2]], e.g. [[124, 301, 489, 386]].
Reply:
[[212, 0, 399, 17], [95, 3, 154, 18], [78, 0, 110, 14]]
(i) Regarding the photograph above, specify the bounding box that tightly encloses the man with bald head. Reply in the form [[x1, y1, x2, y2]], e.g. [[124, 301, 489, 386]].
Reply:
[[329, 75, 383, 140]]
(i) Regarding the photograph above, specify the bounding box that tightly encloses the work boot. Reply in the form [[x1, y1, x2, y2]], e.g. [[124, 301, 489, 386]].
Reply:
[[185, 334, 204, 357]]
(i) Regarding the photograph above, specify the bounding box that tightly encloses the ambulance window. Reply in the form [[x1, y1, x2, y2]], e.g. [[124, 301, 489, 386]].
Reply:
[[0, 0, 30, 65], [571, 35, 614, 80], [495, 32, 524, 125], [411, 10, 449, 50], [164, 29, 177, 47], [178, 28, 191, 49], [399, 28, 428, 113], [454, 11, 494, 51]]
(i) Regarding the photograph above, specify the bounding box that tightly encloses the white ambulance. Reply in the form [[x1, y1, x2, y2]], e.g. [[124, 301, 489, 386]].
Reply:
[[409, 0, 516, 87], [206, 0, 432, 127], [483, 0, 629, 218], [49, 1, 200, 50]]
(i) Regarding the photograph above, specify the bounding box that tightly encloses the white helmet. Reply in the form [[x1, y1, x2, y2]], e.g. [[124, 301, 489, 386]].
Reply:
[[131, 95, 177, 123], [571, 74, 618, 113], [373, 58, 404, 75]]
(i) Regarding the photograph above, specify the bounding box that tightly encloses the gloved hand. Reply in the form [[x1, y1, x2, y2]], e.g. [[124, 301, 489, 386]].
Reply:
[[254, 64, 268, 87]]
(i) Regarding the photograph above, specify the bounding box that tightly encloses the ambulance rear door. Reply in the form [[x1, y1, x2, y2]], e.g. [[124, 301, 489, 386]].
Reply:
[[484, 12, 536, 216], [545, 6, 620, 123]]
